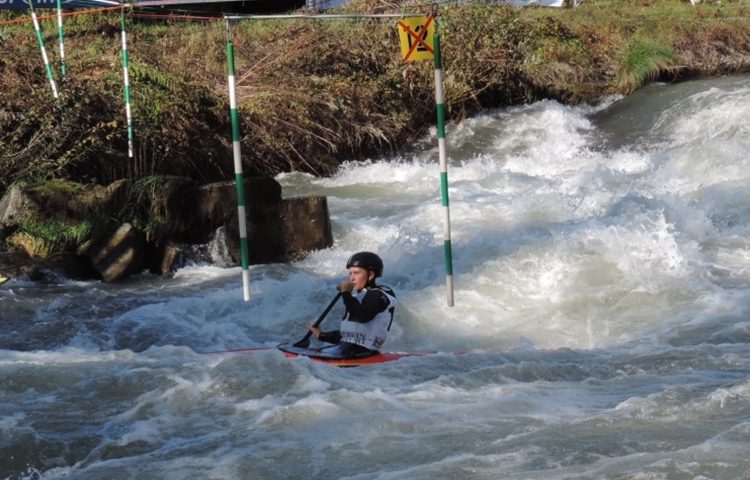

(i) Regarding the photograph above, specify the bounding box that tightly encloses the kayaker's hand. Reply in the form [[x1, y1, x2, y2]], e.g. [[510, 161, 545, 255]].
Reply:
[[337, 280, 354, 293], [309, 325, 321, 338]]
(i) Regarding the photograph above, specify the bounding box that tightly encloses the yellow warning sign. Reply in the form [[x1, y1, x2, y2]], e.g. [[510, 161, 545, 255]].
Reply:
[[397, 16, 435, 62]]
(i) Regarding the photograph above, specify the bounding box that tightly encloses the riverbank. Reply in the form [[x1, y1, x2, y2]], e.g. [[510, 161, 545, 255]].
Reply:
[[2, 0, 750, 192], [2, 0, 750, 272]]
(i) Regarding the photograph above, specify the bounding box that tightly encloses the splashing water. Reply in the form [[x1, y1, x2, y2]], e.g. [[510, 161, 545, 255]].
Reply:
[[2, 76, 750, 480]]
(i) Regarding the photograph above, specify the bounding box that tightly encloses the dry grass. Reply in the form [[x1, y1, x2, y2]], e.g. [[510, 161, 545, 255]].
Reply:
[[2, 0, 750, 194]]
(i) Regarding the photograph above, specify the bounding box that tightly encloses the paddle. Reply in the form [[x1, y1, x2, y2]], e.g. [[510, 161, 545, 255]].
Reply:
[[293, 292, 342, 348]]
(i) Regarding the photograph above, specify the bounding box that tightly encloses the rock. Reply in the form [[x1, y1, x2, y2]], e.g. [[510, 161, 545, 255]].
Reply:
[[0, 185, 40, 238], [0, 177, 333, 282], [148, 240, 184, 275], [0, 251, 28, 278], [280, 196, 333, 259], [0, 180, 118, 225], [77, 223, 146, 282], [174, 177, 286, 265], [0, 180, 130, 242], [35, 253, 99, 281], [133, 177, 332, 273], [176, 177, 282, 244], [0, 251, 97, 282]]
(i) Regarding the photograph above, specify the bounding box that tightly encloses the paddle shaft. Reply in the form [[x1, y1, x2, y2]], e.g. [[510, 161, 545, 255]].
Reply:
[[294, 292, 342, 348]]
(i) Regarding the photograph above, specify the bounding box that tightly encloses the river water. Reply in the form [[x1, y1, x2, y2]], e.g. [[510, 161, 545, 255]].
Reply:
[[2, 75, 750, 479]]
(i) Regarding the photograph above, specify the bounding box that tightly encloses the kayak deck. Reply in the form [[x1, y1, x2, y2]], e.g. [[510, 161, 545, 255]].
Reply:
[[279, 344, 421, 366], [207, 344, 424, 367]]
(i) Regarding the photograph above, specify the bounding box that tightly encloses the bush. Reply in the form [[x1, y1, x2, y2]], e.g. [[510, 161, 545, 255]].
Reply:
[[2, 0, 750, 198]]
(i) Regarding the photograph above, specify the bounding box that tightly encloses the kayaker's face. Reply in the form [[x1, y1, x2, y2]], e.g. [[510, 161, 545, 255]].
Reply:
[[348, 267, 374, 291]]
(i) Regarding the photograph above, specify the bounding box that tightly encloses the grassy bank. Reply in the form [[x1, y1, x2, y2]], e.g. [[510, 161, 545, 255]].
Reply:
[[2, 0, 750, 197]]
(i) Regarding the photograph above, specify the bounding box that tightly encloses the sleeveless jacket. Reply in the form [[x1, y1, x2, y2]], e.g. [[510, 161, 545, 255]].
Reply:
[[339, 286, 397, 351]]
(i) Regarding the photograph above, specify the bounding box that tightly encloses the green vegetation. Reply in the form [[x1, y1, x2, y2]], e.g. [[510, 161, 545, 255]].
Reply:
[[8, 217, 95, 257], [118, 175, 194, 242], [619, 38, 677, 93], [2, 0, 750, 200]]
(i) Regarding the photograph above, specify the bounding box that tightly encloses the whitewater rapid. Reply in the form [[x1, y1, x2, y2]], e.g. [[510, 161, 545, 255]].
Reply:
[[2, 75, 750, 479]]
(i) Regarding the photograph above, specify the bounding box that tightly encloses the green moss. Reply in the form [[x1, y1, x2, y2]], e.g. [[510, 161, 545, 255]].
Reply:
[[26, 179, 85, 198], [8, 217, 95, 258]]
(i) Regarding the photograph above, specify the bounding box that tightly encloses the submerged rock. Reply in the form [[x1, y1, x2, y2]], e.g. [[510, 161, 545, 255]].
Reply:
[[280, 196, 333, 260]]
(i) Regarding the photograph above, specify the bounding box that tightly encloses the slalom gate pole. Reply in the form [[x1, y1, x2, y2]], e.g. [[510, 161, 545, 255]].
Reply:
[[120, 5, 135, 168], [225, 19, 251, 301], [433, 15, 454, 307], [56, 0, 67, 77], [29, 3, 59, 99]]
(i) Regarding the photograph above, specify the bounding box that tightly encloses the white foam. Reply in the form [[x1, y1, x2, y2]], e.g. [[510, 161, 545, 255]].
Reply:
[[7, 77, 750, 480]]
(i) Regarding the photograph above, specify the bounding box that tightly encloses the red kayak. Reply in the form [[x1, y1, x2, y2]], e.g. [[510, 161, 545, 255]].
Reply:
[[205, 343, 427, 367]]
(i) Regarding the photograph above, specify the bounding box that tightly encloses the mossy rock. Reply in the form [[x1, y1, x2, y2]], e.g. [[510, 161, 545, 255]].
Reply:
[[0, 179, 129, 257]]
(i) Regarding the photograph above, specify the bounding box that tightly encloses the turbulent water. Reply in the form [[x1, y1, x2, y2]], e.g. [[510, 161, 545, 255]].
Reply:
[[3, 76, 750, 480]]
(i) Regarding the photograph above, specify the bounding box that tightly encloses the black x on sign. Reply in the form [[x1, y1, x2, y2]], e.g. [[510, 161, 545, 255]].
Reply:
[[397, 16, 435, 62]]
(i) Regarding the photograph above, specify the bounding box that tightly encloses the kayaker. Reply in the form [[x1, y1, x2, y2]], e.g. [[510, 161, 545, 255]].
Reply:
[[309, 251, 397, 358]]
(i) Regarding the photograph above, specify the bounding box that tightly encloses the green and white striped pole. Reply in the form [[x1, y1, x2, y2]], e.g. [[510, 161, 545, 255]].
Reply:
[[433, 17, 454, 307], [56, 0, 67, 77], [225, 20, 251, 301], [29, 2, 59, 99], [120, 5, 134, 164]]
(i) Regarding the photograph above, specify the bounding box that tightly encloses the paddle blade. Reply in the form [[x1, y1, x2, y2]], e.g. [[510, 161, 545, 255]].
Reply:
[[293, 333, 313, 349]]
